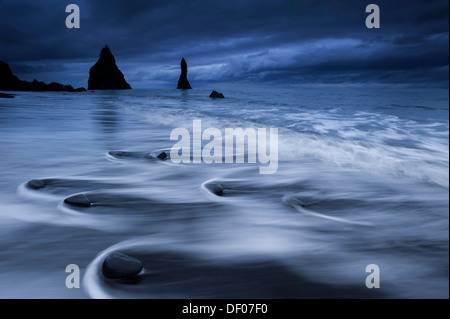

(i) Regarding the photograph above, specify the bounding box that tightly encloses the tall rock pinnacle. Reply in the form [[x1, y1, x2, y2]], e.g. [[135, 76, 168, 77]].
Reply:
[[88, 45, 131, 90], [177, 58, 191, 89]]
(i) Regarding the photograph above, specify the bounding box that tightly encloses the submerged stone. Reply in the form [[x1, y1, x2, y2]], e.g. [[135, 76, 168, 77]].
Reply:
[[157, 151, 168, 160], [109, 151, 127, 157], [102, 252, 143, 279], [206, 183, 224, 196], [27, 179, 46, 189], [282, 195, 305, 208], [64, 193, 92, 207]]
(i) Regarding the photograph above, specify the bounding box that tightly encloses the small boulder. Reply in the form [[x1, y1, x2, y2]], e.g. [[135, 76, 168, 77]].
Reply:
[[209, 90, 224, 98], [157, 151, 168, 160], [206, 183, 224, 196], [282, 195, 306, 208], [27, 179, 46, 189], [102, 252, 143, 279], [108, 150, 129, 158], [64, 193, 92, 207], [0, 93, 14, 98]]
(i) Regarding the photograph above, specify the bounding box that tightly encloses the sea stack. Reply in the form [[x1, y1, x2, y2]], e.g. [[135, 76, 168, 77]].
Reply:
[[177, 58, 191, 89], [88, 45, 131, 90]]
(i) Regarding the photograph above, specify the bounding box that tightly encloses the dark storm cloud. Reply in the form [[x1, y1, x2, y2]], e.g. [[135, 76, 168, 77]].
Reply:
[[0, 0, 448, 87]]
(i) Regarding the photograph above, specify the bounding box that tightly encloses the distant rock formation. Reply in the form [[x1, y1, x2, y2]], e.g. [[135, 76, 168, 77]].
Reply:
[[177, 58, 191, 89], [0, 60, 86, 92], [88, 45, 131, 90], [0, 60, 21, 90], [209, 90, 224, 98]]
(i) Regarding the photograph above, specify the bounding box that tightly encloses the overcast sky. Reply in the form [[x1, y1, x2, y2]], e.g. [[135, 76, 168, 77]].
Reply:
[[0, 0, 448, 88]]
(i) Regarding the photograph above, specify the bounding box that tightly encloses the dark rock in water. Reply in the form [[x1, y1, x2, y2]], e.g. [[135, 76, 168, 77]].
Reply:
[[108, 150, 171, 161], [209, 90, 225, 98], [177, 58, 192, 89], [0, 60, 86, 92], [211, 185, 224, 196], [102, 252, 143, 279], [27, 179, 46, 189], [64, 194, 92, 207], [109, 151, 127, 158], [282, 195, 305, 208], [88, 45, 131, 90], [73, 87, 87, 92], [157, 151, 168, 160], [108, 150, 150, 160], [206, 183, 224, 196], [0, 93, 14, 98]]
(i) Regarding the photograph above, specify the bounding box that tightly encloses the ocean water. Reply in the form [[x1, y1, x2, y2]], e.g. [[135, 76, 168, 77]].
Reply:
[[0, 86, 448, 298]]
